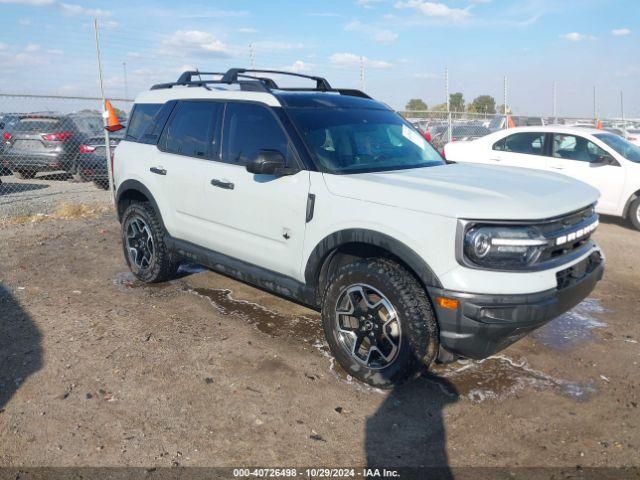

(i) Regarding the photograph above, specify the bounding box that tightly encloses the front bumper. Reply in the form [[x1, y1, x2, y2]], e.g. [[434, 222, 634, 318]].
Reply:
[[428, 250, 604, 359]]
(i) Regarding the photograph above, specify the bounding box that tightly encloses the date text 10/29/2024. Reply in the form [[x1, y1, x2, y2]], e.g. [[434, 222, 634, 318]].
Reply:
[[233, 468, 401, 478]]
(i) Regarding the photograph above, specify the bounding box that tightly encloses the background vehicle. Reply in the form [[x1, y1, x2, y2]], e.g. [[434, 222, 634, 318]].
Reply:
[[0, 113, 20, 175], [114, 68, 603, 388], [488, 115, 545, 132], [0, 113, 103, 179], [78, 131, 124, 189], [444, 125, 640, 229], [431, 124, 490, 155]]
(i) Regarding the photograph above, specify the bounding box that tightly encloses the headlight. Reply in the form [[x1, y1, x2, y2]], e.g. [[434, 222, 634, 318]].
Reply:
[[463, 225, 548, 269]]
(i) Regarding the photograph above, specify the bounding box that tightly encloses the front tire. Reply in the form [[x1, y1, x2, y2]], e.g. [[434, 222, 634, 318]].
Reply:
[[629, 197, 640, 231], [321, 258, 438, 388], [121, 201, 179, 283]]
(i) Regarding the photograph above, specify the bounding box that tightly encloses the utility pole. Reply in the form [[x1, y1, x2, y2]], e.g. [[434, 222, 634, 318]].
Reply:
[[445, 67, 451, 142], [503, 75, 508, 129], [122, 61, 128, 100], [93, 18, 114, 202], [552, 81, 557, 124], [359, 56, 365, 91], [621, 90, 625, 126], [249, 43, 256, 69], [593, 86, 597, 124]]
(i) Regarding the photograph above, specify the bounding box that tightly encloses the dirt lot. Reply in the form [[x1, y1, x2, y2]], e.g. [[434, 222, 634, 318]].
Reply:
[[0, 206, 638, 471]]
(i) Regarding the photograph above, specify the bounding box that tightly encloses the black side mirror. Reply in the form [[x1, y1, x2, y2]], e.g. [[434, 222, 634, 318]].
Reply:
[[246, 150, 298, 176]]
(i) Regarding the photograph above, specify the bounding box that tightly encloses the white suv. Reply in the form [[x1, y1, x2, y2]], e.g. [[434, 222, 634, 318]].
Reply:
[[444, 126, 640, 230], [113, 69, 604, 388]]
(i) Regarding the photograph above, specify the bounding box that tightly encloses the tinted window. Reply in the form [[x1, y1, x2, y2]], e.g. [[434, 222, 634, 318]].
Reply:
[[594, 133, 640, 163], [71, 116, 103, 135], [160, 101, 220, 158], [14, 118, 61, 132], [126, 103, 161, 142], [223, 103, 290, 165], [552, 134, 607, 163], [493, 132, 545, 155]]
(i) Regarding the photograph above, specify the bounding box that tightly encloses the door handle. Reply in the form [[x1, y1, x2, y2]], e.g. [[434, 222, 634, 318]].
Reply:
[[550, 165, 564, 170], [490, 157, 502, 162], [150, 167, 167, 175], [210, 178, 234, 190]]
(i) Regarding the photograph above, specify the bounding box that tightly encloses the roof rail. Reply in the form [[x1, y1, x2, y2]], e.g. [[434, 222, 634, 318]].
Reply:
[[150, 68, 372, 99]]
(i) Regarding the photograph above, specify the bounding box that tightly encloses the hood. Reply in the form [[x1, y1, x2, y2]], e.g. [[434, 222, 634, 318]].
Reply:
[[322, 163, 600, 220]]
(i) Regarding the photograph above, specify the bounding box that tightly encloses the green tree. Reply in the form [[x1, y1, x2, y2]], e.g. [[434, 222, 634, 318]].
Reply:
[[449, 92, 465, 112], [470, 95, 496, 114], [405, 98, 428, 111], [431, 102, 448, 112]]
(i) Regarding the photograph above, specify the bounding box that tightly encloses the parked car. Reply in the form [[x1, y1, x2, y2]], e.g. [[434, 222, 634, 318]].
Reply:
[[431, 124, 490, 154], [623, 129, 640, 147], [0, 113, 104, 179], [488, 115, 545, 132], [114, 68, 603, 387], [444, 125, 640, 230], [77, 131, 124, 189], [0, 113, 20, 175]]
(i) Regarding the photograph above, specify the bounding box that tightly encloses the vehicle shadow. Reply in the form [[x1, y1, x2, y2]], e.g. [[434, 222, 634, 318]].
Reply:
[[37, 172, 72, 181], [365, 371, 458, 479], [0, 182, 48, 196], [0, 284, 43, 411], [598, 214, 634, 230]]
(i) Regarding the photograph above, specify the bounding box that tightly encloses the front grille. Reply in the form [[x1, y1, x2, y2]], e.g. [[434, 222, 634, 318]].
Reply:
[[536, 205, 598, 263], [556, 251, 602, 289]]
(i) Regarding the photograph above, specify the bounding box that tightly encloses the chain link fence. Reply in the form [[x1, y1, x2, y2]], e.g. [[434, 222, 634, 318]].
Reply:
[[0, 94, 132, 222]]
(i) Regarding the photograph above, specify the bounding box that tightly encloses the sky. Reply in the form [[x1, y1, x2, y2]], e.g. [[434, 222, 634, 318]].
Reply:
[[0, 0, 638, 117]]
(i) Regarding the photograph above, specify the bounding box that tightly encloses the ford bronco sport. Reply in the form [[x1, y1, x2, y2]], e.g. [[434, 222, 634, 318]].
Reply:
[[113, 69, 604, 388]]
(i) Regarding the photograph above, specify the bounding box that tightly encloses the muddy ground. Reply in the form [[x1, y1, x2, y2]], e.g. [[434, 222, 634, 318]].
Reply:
[[0, 209, 638, 470]]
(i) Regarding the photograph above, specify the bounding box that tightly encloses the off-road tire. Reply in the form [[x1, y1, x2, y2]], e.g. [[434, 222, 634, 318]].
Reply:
[[121, 201, 179, 283], [321, 258, 438, 388], [12, 169, 36, 179], [629, 197, 640, 231]]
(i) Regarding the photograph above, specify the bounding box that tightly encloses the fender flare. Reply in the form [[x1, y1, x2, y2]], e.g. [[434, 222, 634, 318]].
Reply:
[[304, 228, 442, 290], [115, 179, 164, 226]]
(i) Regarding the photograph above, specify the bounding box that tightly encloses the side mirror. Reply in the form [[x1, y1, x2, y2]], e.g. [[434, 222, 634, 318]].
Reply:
[[594, 154, 618, 167], [246, 150, 298, 176]]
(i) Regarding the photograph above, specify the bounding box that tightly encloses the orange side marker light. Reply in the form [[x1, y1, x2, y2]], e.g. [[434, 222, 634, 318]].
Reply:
[[435, 296, 459, 310]]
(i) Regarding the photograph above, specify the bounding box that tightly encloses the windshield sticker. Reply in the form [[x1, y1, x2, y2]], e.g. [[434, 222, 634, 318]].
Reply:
[[402, 124, 425, 150]]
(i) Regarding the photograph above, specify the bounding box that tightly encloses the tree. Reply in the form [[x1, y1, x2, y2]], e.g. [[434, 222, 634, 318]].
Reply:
[[431, 103, 448, 112], [405, 98, 428, 111], [470, 95, 496, 114], [496, 104, 511, 115], [449, 92, 464, 112]]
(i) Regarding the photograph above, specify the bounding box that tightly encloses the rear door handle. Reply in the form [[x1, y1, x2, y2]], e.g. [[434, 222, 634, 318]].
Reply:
[[550, 165, 564, 170], [150, 167, 167, 175], [210, 178, 234, 190], [490, 157, 502, 162]]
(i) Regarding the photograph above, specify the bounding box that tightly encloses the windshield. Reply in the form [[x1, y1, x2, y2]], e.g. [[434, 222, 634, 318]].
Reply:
[[594, 133, 640, 163], [288, 108, 444, 174]]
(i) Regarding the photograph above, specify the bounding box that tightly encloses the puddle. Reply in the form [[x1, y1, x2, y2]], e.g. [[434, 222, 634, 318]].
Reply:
[[533, 298, 608, 349], [183, 286, 324, 344], [433, 356, 596, 403]]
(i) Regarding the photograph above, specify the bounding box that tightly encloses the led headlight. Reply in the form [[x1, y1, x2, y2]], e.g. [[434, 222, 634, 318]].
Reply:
[[463, 225, 548, 269]]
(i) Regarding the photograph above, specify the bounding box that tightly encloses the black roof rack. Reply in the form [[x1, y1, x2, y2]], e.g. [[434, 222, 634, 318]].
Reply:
[[150, 68, 372, 99]]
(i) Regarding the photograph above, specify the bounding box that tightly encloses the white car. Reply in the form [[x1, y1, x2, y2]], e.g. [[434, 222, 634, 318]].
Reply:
[[444, 126, 640, 230], [113, 69, 603, 387]]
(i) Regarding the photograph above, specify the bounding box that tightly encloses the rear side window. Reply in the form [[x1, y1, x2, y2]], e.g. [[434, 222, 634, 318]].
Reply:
[[71, 116, 103, 135], [126, 103, 161, 142], [493, 132, 545, 155], [159, 101, 220, 158], [222, 102, 289, 165]]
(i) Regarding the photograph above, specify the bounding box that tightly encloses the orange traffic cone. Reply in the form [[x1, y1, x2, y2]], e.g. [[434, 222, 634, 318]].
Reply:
[[507, 115, 516, 129], [104, 100, 124, 132], [596, 119, 603, 129]]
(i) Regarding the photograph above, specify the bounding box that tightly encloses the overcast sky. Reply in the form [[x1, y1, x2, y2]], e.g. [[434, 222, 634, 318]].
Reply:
[[0, 0, 638, 117]]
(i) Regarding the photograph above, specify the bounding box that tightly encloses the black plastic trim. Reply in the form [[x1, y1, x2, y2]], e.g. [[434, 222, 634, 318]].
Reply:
[[304, 229, 442, 290], [115, 180, 163, 226]]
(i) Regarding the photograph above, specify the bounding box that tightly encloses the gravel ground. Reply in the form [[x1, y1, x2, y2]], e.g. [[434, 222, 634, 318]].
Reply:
[[0, 173, 111, 220], [0, 209, 638, 474]]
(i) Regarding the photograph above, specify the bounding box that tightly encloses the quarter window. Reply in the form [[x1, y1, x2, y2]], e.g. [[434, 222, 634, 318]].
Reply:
[[160, 101, 220, 158], [493, 132, 545, 155], [126, 103, 161, 142], [222, 102, 290, 165], [551, 134, 607, 163]]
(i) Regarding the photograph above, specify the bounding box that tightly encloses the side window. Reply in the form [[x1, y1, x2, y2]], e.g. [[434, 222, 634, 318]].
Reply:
[[492, 137, 506, 151], [552, 134, 606, 163], [160, 101, 220, 158], [498, 132, 545, 155], [126, 103, 161, 142], [222, 102, 290, 165]]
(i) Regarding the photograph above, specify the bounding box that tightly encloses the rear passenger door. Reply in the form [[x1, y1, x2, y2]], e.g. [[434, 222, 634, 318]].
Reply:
[[490, 131, 548, 170], [198, 101, 310, 280]]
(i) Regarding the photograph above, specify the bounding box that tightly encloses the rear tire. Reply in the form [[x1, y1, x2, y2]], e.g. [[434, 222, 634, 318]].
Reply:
[[12, 169, 36, 179], [121, 201, 179, 283], [629, 197, 640, 231], [321, 258, 438, 388], [94, 180, 109, 190]]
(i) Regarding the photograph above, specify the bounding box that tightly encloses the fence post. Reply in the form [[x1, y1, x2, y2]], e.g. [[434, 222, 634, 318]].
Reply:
[[445, 67, 452, 143], [93, 18, 114, 204]]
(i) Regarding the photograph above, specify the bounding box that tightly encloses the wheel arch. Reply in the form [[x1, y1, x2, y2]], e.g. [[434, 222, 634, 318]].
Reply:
[[304, 229, 442, 304], [115, 180, 163, 226], [622, 189, 640, 219]]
